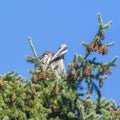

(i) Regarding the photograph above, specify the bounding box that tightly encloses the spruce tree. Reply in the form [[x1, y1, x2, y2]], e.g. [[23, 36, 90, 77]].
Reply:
[[0, 13, 120, 120]]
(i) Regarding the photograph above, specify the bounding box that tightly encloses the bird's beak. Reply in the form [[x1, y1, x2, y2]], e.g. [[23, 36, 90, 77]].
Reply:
[[51, 44, 68, 62]]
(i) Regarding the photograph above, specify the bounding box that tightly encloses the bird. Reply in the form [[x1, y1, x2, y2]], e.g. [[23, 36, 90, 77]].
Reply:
[[38, 44, 68, 79], [50, 44, 68, 78]]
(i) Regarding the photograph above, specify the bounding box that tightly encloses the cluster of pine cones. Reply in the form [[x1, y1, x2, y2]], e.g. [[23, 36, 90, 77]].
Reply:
[[32, 72, 60, 95], [67, 61, 81, 81], [11, 87, 36, 102], [86, 34, 108, 55], [32, 71, 54, 83], [67, 61, 92, 81]]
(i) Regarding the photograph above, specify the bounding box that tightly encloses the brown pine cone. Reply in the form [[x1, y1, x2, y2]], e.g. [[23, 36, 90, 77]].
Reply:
[[94, 44, 99, 51], [88, 44, 94, 52], [32, 74, 39, 82], [99, 81, 103, 87], [70, 72, 78, 81], [70, 62, 78, 70], [98, 45, 105, 54], [39, 71, 47, 80], [54, 86, 60, 95], [31, 87, 36, 94], [85, 66, 91, 77], [11, 93, 16, 102], [105, 67, 111, 74], [103, 46, 108, 55], [86, 45, 92, 54]]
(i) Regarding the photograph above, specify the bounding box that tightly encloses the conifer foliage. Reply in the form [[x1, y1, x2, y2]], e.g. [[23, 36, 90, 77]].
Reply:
[[0, 13, 120, 120]]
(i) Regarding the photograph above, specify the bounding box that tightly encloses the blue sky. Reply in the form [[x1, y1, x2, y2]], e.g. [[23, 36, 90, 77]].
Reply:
[[0, 1, 120, 104]]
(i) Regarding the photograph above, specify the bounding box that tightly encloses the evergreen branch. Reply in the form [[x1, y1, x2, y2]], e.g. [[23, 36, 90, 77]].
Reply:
[[108, 56, 118, 66], [93, 35, 100, 43], [91, 80, 99, 93], [106, 42, 115, 47], [102, 21, 112, 30], [98, 12, 112, 33], [98, 13, 103, 29], [27, 36, 38, 59], [81, 42, 89, 47], [111, 56, 118, 63], [100, 75, 108, 81], [78, 55, 86, 64], [26, 56, 36, 63]]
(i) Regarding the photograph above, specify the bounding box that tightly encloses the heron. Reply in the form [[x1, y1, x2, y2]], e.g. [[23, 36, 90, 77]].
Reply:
[[38, 44, 68, 79]]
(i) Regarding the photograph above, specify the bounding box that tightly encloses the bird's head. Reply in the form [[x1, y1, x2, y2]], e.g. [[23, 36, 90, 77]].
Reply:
[[51, 44, 68, 62]]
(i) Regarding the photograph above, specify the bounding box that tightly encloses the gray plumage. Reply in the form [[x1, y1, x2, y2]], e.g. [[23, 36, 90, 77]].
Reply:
[[38, 44, 68, 79]]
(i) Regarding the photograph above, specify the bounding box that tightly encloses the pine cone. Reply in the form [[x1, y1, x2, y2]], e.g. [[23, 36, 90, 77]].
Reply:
[[85, 66, 91, 77], [94, 44, 99, 51], [90, 43, 95, 51], [98, 45, 105, 54], [31, 87, 36, 94], [67, 72, 78, 81], [105, 67, 111, 74], [103, 46, 108, 55], [0, 80, 3, 86], [99, 81, 103, 87], [54, 86, 59, 95], [87, 44, 94, 53], [38, 71, 47, 80], [70, 62, 78, 71], [86, 46, 91, 55], [11, 93, 16, 102], [32, 75, 39, 82]]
